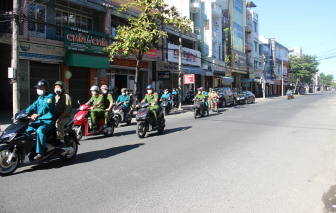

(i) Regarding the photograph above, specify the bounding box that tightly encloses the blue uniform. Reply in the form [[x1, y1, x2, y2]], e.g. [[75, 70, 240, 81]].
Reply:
[[160, 93, 172, 110], [172, 91, 179, 105], [25, 92, 56, 154], [203, 91, 209, 115], [116, 95, 130, 120]]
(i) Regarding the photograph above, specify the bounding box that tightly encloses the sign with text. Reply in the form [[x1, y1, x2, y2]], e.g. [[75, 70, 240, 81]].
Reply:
[[213, 58, 225, 72], [184, 74, 195, 84], [233, 0, 243, 13], [110, 58, 149, 69], [158, 71, 170, 80], [19, 42, 65, 62], [168, 43, 201, 67], [64, 25, 109, 54]]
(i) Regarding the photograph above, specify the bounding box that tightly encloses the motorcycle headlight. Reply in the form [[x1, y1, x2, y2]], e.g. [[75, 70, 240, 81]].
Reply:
[[79, 106, 84, 111], [1, 133, 16, 142]]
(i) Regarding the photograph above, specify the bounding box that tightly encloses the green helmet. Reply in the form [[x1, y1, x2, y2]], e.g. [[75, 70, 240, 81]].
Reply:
[[124, 88, 129, 91], [54, 81, 65, 89]]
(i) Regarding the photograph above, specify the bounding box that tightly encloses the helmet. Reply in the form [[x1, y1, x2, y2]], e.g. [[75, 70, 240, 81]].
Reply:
[[90, 86, 99, 91], [121, 88, 126, 93], [35, 79, 49, 89], [200, 87, 204, 90], [54, 81, 65, 89], [197, 88, 202, 91], [124, 88, 129, 91], [163, 89, 168, 92], [101, 85, 108, 90], [146, 85, 154, 90]]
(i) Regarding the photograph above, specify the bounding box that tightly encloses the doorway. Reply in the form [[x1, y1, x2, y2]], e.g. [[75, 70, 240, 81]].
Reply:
[[115, 74, 127, 95]]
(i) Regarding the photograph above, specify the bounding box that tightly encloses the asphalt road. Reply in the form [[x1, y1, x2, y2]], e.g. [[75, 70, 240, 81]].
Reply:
[[1, 92, 336, 213]]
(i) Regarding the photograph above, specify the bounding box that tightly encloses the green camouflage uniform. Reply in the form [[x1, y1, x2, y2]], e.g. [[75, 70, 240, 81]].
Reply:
[[90, 94, 105, 129], [143, 93, 159, 125]]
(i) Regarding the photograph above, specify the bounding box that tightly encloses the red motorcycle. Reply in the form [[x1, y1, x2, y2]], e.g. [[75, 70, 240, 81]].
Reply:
[[73, 101, 115, 141]]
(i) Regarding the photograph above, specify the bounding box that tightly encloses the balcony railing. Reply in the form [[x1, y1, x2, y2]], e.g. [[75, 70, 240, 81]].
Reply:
[[212, 4, 221, 17], [245, 43, 253, 51], [245, 25, 252, 32]]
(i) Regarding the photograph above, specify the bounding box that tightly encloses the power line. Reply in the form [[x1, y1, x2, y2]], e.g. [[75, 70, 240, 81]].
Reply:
[[304, 36, 336, 51]]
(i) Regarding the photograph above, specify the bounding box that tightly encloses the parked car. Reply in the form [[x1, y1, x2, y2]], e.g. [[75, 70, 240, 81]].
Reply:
[[236, 91, 255, 104], [213, 87, 238, 107]]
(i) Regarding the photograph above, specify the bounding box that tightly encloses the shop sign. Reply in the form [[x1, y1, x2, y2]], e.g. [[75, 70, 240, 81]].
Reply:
[[156, 62, 179, 72], [242, 82, 250, 87], [184, 74, 194, 84], [233, 22, 244, 39], [19, 42, 65, 62], [274, 79, 281, 85], [249, 70, 255, 79], [64, 25, 109, 54], [233, 0, 243, 13], [213, 58, 225, 72], [110, 58, 148, 69], [242, 78, 253, 82], [158, 71, 170, 80], [168, 43, 201, 67]]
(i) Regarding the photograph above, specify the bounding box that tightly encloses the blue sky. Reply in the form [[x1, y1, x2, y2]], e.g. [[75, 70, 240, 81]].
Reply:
[[255, 0, 336, 77]]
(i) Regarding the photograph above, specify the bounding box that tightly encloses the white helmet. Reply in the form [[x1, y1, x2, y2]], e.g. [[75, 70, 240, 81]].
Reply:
[[90, 85, 99, 91], [101, 85, 108, 90]]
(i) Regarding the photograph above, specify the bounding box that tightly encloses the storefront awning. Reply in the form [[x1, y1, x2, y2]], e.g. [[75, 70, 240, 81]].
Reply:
[[64, 51, 110, 69], [181, 66, 208, 75], [215, 75, 234, 82]]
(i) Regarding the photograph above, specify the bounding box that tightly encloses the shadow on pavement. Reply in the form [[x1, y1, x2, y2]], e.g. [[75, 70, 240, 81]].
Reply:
[[146, 126, 192, 138], [13, 143, 145, 175]]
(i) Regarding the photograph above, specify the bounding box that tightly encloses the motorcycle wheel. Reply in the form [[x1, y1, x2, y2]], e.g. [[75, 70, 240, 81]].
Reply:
[[137, 124, 146, 138], [194, 110, 197, 119], [0, 149, 20, 176], [215, 105, 218, 113], [163, 107, 166, 117], [73, 125, 83, 141], [252, 98, 255, 104], [114, 116, 119, 127], [104, 123, 115, 136], [60, 135, 78, 161], [245, 99, 248, 104], [126, 117, 132, 125]]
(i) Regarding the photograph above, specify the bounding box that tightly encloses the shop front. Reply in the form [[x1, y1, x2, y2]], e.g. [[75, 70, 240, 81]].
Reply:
[[241, 78, 254, 91], [273, 79, 281, 95], [63, 25, 110, 105]]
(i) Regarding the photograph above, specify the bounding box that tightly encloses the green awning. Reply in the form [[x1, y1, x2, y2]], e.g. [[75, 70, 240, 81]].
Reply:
[[64, 51, 110, 69]]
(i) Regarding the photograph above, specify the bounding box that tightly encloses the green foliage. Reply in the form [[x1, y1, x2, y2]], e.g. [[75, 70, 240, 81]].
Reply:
[[320, 73, 334, 88], [289, 54, 319, 88]]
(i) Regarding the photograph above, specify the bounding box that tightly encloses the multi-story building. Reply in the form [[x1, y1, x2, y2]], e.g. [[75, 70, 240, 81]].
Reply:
[[259, 41, 273, 96], [288, 46, 302, 57]]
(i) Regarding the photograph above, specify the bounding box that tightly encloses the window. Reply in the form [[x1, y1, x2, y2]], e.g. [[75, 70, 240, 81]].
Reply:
[[28, 3, 46, 37], [56, 10, 92, 30], [254, 41, 258, 52], [56, 0, 92, 13], [253, 22, 257, 32]]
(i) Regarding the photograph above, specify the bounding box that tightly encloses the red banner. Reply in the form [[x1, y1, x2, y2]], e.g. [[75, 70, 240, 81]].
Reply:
[[184, 74, 195, 84], [110, 58, 148, 69]]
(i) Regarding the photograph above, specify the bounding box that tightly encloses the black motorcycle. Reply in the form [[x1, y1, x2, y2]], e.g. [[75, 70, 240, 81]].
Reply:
[[161, 98, 171, 116], [171, 94, 178, 108], [185, 90, 194, 104], [112, 101, 133, 127], [136, 102, 165, 138], [193, 98, 207, 119], [0, 110, 79, 176]]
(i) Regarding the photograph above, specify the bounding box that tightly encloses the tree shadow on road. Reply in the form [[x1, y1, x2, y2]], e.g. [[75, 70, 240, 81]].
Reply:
[[13, 143, 145, 175]]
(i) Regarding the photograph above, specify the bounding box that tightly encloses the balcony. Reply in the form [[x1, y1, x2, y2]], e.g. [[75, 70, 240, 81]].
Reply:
[[212, 4, 221, 18], [245, 42, 253, 51], [212, 30, 220, 42], [190, 0, 200, 13], [245, 24, 252, 33]]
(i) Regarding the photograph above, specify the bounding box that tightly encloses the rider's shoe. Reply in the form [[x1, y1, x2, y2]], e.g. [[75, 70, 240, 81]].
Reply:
[[34, 153, 45, 160]]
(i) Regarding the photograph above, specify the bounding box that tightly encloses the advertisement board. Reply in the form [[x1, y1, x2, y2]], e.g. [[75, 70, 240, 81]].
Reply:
[[64, 25, 109, 54], [213, 58, 225, 72], [158, 71, 170, 80], [168, 43, 201, 67], [233, 0, 243, 13], [233, 22, 244, 40], [184, 74, 195, 84], [19, 42, 65, 62]]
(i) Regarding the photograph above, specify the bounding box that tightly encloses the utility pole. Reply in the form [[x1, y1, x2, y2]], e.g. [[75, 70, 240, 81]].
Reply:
[[178, 31, 182, 110], [12, 0, 20, 119], [281, 58, 284, 96], [262, 54, 266, 99]]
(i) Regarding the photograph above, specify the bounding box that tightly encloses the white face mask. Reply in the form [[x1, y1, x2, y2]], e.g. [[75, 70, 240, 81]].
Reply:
[[173, 90, 175, 92], [102, 90, 107, 94], [37, 89, 45, 96], [147, 90, 152, 94], [164, 92, 167, 95], [198, 91, 201, 94], [92, 91, 97, 96], [122, 93, 126, 96], [126, 92, 129, 95], [54, 88, 62, 95]]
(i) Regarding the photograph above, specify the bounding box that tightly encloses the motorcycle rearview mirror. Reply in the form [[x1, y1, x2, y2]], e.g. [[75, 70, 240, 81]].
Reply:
[[77, 100, 81, 106]]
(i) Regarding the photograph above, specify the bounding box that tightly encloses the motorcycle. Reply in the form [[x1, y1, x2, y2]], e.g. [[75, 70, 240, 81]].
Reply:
[[185, 89, 194, 104], [161, 98, 171, 116], [0, 110, 79, 176], [136, 102, 165, 138], [193, 98, 207, 119], [112, 101, 133, 127], [73, 100, 114, 141], [171, 94, 178, 108], [212, 97, 219, 113]]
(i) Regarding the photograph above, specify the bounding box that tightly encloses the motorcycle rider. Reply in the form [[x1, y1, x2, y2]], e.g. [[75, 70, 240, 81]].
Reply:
[[140, 85, 159, 127], [85, 86, 105, 133], [23, 79, 56, 160], [125, 88, 134, 110], [286, 89, 291, 98], [193, 88, 206, 114], [54, 81, 72, 145], [172, 88, 179, 107], [116, 88, 130, 122], [208, 88, 219, 110], [101, 85, 114, 128], [201, 87, 209, 115], [160, 89, 172, 110]]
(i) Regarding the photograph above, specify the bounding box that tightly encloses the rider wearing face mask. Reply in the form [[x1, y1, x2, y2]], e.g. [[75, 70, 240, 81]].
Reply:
[[54, 81, 72, 144], [193, 88, 206, 113], [160, 89, 172, 110], [116, 88, 130, 121], [141, 85, 159, 127], [201, 87, 209, 116], [125, 88, 134, 110], [100, 85, 114, 128], [85, 86, 105, 133], [24, 79, 56, 160]]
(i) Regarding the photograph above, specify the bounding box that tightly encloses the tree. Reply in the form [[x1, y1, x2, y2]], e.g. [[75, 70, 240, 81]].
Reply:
[[288, 54, 319, 92], [105, 0, 191, 104], [319, 73, 334, 90]]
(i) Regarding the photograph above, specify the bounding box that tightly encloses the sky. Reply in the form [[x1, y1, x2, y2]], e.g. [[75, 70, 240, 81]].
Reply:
[[255, 0, 336, 77]]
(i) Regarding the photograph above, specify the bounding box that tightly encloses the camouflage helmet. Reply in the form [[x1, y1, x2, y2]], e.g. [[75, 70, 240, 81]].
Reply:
[[54, 81, 65, 89], [121, 88, 126, 93]]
